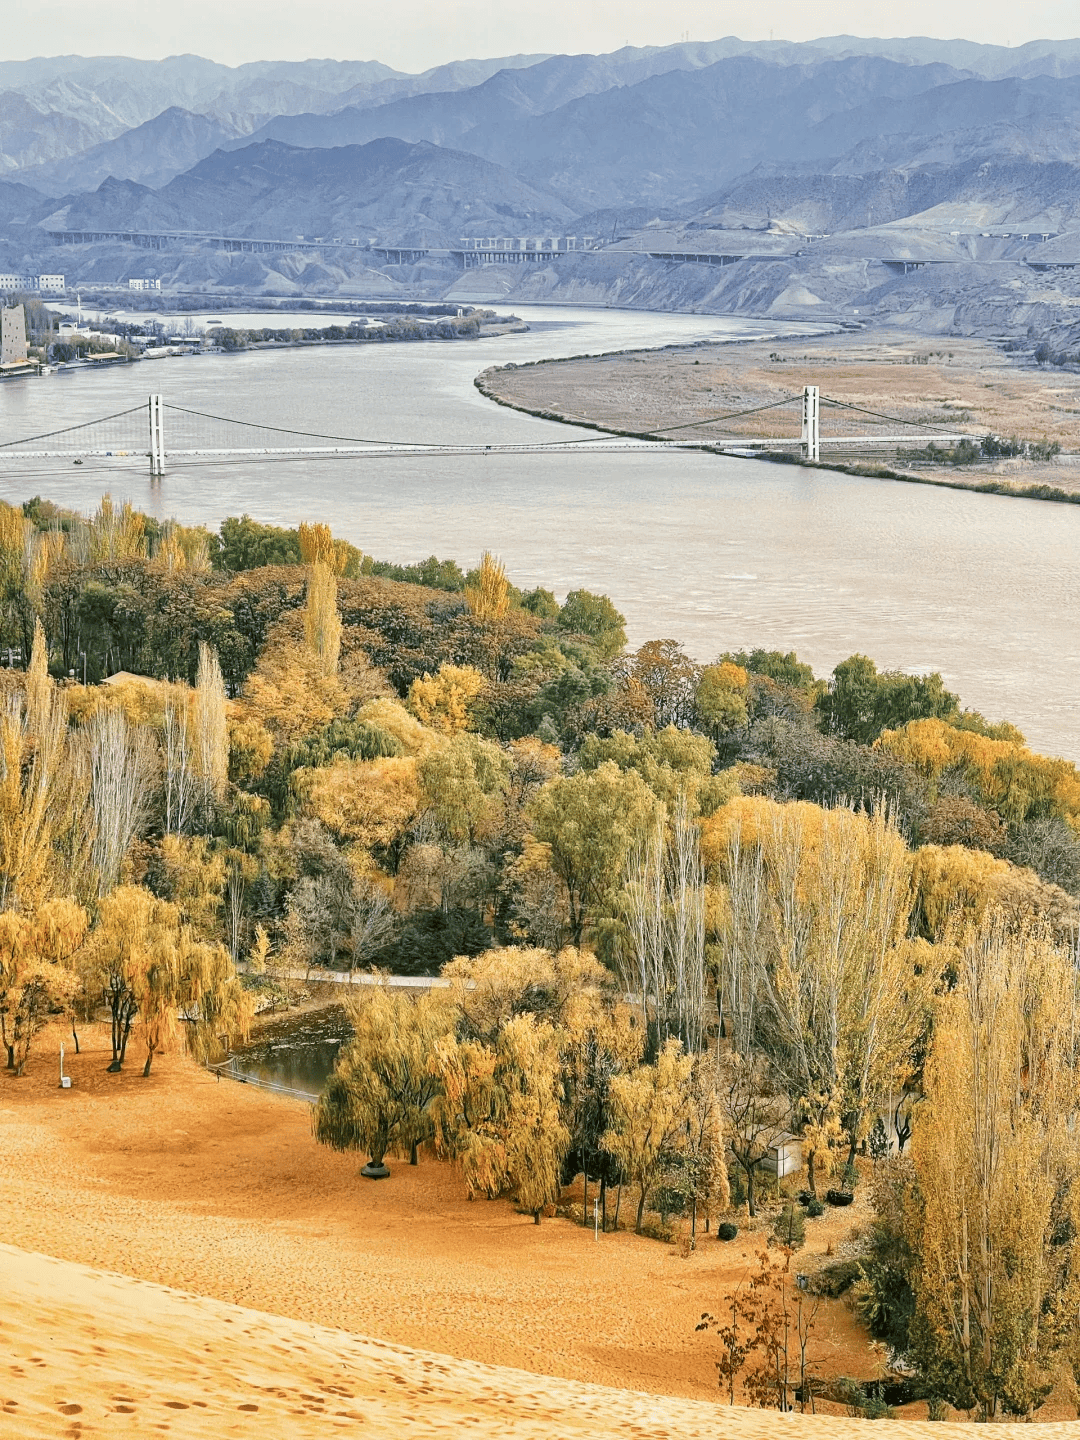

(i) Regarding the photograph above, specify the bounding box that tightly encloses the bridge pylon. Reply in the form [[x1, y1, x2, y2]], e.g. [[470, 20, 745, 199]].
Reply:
[[148, 394, 165, 478], [801, 385, 820, 463]]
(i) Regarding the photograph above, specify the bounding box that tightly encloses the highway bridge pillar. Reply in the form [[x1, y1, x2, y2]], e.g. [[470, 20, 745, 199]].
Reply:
[[148, 394, 165, 478], [801, 385, 820, 463]]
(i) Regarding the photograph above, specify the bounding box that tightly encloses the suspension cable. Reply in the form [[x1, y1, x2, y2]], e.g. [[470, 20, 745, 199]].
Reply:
[[820, 396, 971, 436], [645, 393, 803, 435], [0, 404, 147, 450], [163, 402, 630, 451]]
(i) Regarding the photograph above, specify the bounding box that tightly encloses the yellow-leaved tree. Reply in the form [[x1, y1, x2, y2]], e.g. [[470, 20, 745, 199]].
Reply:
[[407, 663, 485, 734], [303, 561, 342, 677], [89, 885, 250, 1075], [602, 1039, 695, 1233], [0, 898, 88, 1075], [313, 982, 456, 1174], [907, 917, 1080, 1419], [432, 1012, 569, 1222], [465, 551, 510, 622]]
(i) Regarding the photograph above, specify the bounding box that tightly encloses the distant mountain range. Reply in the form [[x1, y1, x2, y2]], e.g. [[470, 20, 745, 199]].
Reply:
[[9, 36, 1080, 329]]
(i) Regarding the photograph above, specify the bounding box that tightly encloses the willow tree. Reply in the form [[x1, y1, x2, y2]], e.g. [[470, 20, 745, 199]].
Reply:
[[315, 984, 455, 1174], [0, 898, 87, 1075], [907, 917, 1080, 1419], [90, 885, 249, 1074], [433, 1012, 569, 1221]]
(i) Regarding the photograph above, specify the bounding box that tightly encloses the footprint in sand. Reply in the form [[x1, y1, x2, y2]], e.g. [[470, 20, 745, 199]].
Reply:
[[58, 1404, 82, 1415], [163, 1401, 189, 1409], [237, 1403, 259, 1411]]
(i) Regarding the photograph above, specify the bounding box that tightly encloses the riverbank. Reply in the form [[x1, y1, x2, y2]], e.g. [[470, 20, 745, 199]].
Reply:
[[476, 329, 1080, 499]]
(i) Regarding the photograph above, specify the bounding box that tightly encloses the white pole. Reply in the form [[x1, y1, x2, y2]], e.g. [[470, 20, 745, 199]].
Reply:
[[801, 385, 820, 463], [593, 1197, 600, 1239]]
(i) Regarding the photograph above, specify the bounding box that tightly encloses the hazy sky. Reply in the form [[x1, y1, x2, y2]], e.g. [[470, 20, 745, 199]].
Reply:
[[4, 0, 1079, 70]]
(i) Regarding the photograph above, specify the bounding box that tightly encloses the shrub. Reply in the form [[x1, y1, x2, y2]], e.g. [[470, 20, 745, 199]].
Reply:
[[806, 1197, 825, 1218], [807, 1259, 862, 1298], [926, 1396, 949, 1421], [774, 1203, 806, 1249], [717, 1221, 738, 1241], [826, 1188, 855, 1206]]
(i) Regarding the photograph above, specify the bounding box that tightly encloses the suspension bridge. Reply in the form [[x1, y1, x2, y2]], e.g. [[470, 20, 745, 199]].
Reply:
[[0, 389, 971, 478]]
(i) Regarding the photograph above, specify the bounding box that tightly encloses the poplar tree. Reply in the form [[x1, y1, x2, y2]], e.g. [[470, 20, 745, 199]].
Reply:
[[907, 917, 1080, 1419], [303, 561, 342, 677], [465, 552, 509, 622]]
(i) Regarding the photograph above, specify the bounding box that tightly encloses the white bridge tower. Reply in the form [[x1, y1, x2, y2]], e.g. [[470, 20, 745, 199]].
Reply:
[[148, 394, 165, 478], [801, 385, 820, 463]]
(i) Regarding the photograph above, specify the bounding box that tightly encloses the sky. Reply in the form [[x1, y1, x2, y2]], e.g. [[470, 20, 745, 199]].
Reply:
[[1, 0, 1079, 70]]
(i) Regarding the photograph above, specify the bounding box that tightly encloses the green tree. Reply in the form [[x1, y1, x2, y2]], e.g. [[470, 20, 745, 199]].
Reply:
[[556, 589, 626, 660], [210, 515, 301, 571], [816, 654, 959, 745], [528, 761, 660, 945]]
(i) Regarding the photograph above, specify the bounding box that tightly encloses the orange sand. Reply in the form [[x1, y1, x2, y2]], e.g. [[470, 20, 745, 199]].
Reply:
[[1, 1024, 1074, 1434]]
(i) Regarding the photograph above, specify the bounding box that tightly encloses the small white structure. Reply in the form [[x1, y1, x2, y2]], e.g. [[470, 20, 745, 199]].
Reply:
[[761, 1132, 803, 1178], [59, 1042, 71, 1088]]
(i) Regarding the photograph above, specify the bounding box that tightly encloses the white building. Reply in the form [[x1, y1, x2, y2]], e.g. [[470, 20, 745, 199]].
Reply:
[[0, 274, 65, 292], [128, 278, 162, 291]]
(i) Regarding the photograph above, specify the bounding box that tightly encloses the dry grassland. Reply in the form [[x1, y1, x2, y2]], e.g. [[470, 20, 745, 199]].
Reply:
[[479, 331, 1080, 495]]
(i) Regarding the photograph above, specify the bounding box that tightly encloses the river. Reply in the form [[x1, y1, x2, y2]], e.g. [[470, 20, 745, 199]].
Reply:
[[0, 304, 1077, 758]]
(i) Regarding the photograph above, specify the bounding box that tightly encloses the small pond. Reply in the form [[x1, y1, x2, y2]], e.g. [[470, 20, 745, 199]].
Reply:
[[228, 1004, 353, 1098]]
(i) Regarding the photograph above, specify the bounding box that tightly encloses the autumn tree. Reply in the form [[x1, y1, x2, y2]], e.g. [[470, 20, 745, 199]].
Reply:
[[464, 551, 510, 622], [696, 661, 750, 741], [89, 885, 249, 1074], [303, 561, 342, 677], [0, 622, 81, 911], [0, 899, 87, 1074], [528, 761, 659, 945], [433, 1012, 570, 1221], [83, 704, 157, 895], [906, 917, 1080, 1419], [313, 983, 455, 1173], [418, 732, 510, 846], [407, 663, 485, 734], [621, 793, 708, 1053], [713, 798, 931, 1189], [194, 642, 229, 822], [624, 639, 700, 728], [602, 1039, 695, 1233]]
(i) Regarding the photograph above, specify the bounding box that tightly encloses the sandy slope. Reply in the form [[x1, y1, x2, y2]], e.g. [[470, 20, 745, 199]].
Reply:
[[2, 1024, 1077, 1434], [6, 1244, 1080, 1440]]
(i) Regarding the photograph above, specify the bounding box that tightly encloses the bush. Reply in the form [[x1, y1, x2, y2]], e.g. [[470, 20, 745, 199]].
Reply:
[[806, 1197, 825, 1218], [826, 1188, 855, 1206], [638, 1214, 674, 1243], [807, 1259, 862, 1297], [774, 1203, 806, 1249], [717, 1222, 738, 1241]]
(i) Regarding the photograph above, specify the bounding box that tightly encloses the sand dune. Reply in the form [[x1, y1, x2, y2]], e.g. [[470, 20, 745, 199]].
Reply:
[[6, 1244, 1080, 1440], [3, 1024, 1078, 1435]]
